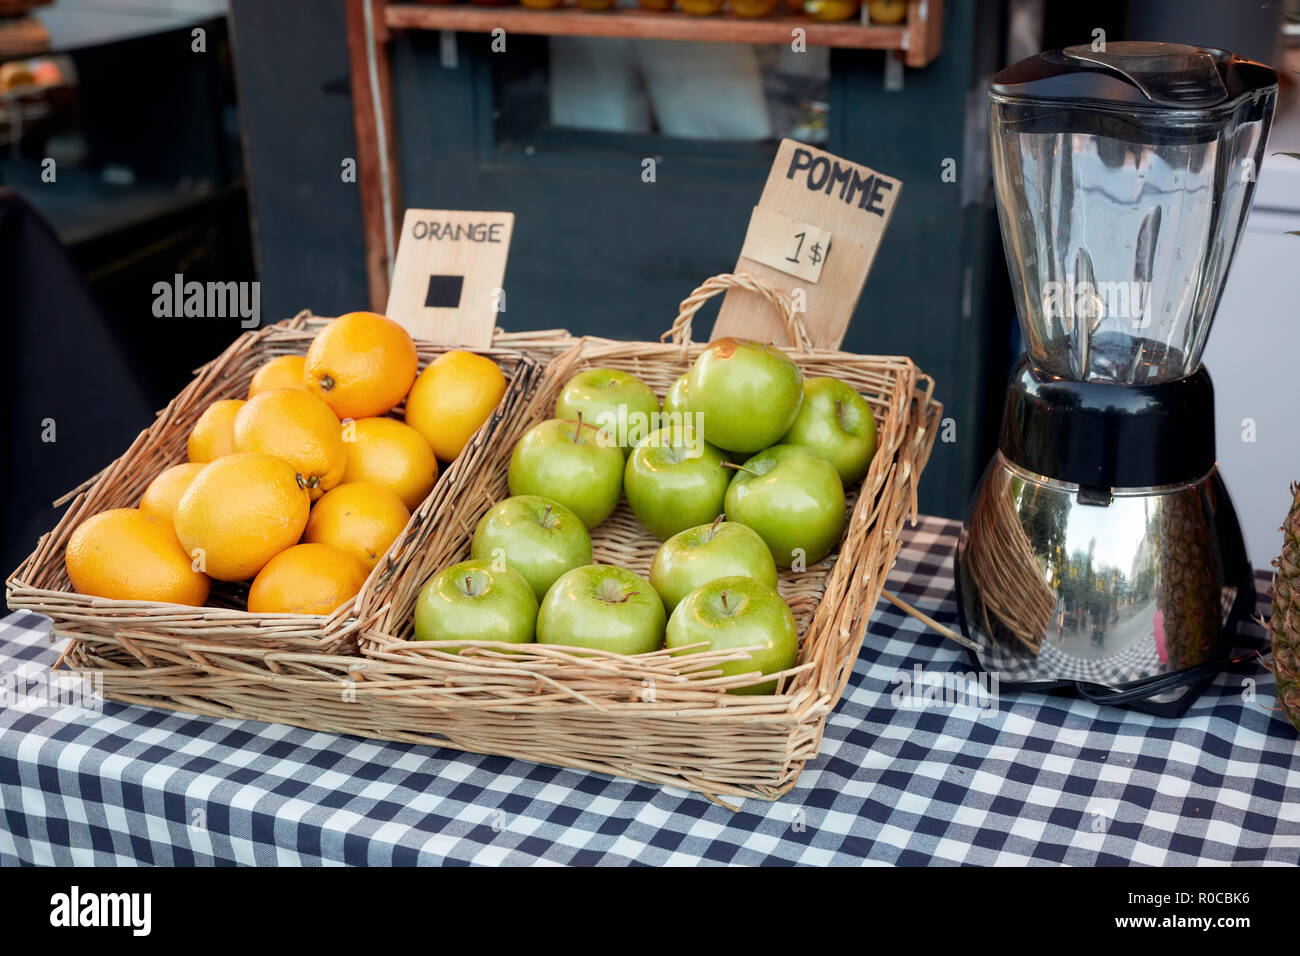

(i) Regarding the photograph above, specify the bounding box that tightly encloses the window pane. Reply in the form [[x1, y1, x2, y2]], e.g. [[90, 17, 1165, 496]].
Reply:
[[495, 37, 830, 146]]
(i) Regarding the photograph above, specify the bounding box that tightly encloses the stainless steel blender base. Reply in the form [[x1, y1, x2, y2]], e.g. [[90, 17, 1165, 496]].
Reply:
[[955, 452, 1254, 697]]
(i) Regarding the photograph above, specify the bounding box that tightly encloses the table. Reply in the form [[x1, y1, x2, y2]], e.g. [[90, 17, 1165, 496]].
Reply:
[[3, 516, 1298, 865]]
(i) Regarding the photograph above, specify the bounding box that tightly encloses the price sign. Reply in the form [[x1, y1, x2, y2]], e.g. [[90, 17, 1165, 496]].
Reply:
[[385, 209, 514, 348], [740, 208, 833, 284], [714, 140, 902, 350]]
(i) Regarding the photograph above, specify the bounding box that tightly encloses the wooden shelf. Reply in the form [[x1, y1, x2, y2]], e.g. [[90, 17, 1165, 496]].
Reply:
[[349, 0, 942, 308], [385, 2, 942, 66]]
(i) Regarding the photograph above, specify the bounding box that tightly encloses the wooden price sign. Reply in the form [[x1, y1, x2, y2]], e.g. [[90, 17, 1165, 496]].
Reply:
[[384, 209, 514, 348], [713, 139, 903, 350]]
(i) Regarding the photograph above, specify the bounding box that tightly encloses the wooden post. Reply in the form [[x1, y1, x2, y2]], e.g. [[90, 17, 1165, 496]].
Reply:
[[345, 0, 402, 312], [905, 0, 943, 68]]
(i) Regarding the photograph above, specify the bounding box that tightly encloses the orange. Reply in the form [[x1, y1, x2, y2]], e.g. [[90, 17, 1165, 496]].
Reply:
[[404, 351, 506, 461], [174, 452, 311, 581], [248, 354, 308, 398], [233, 388, 346, 500], [187, 399, 245, 463], [65, 508, 210, 606], [248, 543, 368, 616], [139, 462, 206, 523], [866, 0, 906, 22], [304, 481, 410, 570], [806, 0, 857, 18], [304, 311, 418, 419], [341, 417, 438, 510]]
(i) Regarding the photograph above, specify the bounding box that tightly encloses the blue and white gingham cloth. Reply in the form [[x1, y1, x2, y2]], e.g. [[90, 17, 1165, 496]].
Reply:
[[2, 516, 1298, 865]]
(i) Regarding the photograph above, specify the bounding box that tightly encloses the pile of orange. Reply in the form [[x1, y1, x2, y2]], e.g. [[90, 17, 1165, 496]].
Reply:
[[65, 311, 507, 616]]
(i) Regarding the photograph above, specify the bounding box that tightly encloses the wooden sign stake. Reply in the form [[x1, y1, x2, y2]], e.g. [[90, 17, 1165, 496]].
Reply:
[[713, 139, 902, 351], [384, 209, 514, 348]]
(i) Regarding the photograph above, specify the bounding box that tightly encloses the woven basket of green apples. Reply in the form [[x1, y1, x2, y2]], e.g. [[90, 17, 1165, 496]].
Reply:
[[348, 273, 941, 802]]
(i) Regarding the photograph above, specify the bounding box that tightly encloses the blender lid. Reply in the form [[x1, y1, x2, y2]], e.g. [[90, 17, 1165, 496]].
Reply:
[[991, 41, 1276, 109]]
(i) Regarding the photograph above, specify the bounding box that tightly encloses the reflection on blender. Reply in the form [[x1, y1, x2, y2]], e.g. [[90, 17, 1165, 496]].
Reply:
[[959, 458, 1236, 686]]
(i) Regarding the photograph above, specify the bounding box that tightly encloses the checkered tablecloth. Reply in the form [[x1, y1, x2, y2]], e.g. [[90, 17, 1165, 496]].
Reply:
[[3, 516, 1298, 866]]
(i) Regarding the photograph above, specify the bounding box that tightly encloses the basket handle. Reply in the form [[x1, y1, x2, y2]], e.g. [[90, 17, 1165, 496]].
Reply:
[[661, 273, 814, 353]]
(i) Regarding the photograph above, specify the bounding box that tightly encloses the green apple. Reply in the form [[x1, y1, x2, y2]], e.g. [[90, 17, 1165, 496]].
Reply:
[[650, 517, 778, 613], [537, 564, 666, 655], [470, 495, 593, 600], [507, 417, 624, 528], [666, 575, 798, 695], [663, 373, 690, 418], [780, 377, 877, 484], [624, 425, 730, 541], [661, 373, 747, 464], [686, 337, 803, 453], [555, 368, 660, 456], [724, 444, 845, 569], [414, 559, 538, 645]]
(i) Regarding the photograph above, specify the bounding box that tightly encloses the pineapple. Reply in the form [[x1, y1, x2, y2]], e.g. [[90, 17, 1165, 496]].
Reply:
[[1157, 490, 1220, 670], [1268, 484, 1300, 732]]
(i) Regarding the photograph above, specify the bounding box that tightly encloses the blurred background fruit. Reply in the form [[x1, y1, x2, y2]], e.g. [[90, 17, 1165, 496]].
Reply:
[[233, 388, 346, 499], [732, 0, 778, 16], [866, 0, 907, 23], [304, 311, 418, 420], [806, 0, 858, 19], [247, 542, 368, 615], [65, 508, 209, 606], [305, 481, 411, 571], [138, 462, 206, 524], [173, 452, 310, 581], [405, 350, 507, 461], [340, 416, 439, 510], [187, 399, 245, 463]]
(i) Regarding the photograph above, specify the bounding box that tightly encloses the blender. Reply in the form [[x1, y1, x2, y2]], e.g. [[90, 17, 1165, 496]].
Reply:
[[955, 42, 1277, 715]]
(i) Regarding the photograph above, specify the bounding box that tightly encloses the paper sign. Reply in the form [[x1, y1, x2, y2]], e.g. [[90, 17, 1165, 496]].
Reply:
[[714, 140, 902, 350], [385, 209, 514, 348], [740, 207, 833, 284]]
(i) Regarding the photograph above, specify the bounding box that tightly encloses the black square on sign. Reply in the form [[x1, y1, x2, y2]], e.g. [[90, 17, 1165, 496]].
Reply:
[[424, 274, 464, 309]]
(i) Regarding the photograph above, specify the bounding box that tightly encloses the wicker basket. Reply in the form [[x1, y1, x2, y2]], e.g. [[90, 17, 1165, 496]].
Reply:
[[44, 275, 940, 802], [6, 312, 542, 657]]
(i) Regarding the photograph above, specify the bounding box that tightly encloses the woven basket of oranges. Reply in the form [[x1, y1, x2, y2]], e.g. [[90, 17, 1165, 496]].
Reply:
[[6, 311, 542, 658]]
